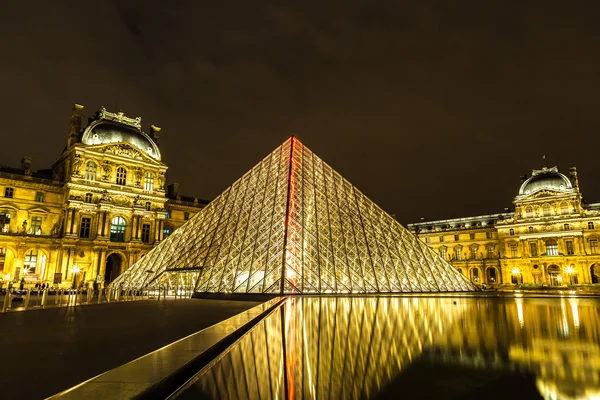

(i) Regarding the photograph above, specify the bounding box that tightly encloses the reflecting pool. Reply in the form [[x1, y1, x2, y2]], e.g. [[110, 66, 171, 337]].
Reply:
[[177, 296, 600, 399]]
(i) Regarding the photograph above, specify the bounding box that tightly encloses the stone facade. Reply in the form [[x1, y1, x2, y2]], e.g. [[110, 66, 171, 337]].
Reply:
[[408, 166, 600, 287], [0, 104, 207, 289]]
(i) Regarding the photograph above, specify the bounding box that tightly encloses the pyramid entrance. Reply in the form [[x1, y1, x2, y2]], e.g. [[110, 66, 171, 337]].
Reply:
[[113, 137, 477, 293]]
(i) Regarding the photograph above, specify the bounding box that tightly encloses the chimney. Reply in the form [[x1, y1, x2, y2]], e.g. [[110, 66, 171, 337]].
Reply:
[[167, 183, 179, 198], [21, 157, 33, 175], [68, 103, 84, 148], [150, 125, 161, 146], [569, 166, 579, 189]]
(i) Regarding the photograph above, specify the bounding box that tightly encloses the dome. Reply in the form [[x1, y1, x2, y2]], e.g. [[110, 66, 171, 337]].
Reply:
[[82, 120, 161, 161], [518, 167, 572, 195]]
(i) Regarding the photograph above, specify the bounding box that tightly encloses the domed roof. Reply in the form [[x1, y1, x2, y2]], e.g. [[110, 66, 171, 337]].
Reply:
[[518, 167, 572, 195], [81, 108, 161, 161]]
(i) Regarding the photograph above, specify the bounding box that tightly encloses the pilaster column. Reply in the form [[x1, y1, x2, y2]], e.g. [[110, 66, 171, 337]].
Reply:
[[104, 213, 111, 238], [154, 219, 160, 242]]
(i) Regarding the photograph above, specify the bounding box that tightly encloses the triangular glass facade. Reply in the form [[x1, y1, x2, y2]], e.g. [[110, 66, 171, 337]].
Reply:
[[114, 137, 477, 293]]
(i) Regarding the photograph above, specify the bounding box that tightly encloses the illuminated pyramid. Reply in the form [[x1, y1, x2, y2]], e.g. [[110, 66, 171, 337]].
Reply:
[[114, 137, 477, 293]]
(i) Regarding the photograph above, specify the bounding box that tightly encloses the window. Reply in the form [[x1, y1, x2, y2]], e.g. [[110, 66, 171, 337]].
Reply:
[[561, 202, 569, 215], [145, 202, 151, 211], [469, 233, 475, 240], [469, 247, 477, 259], [439, 248, 447, 259], [144, 172, 154, 191], [184, 212, 190, 221], [546, 240, 559, 256], [454, 234, 460, 241], [165, 211, 171, 219], [510, 244, 518, 257], [85, 193, 93, 203], [116, 167, 127, 185], [543, 204, 552, 216], [425, 237, 430, 244], [30, 216, 42, 235], [470, 268, 479, 282], [486, 231, 493, 239], [141, 223, 151, 243], [530, 242, 538, 257], [528, 226, 534, 233], [4, 187, 14, 198], [589, 222, 595, 230], [591, 239, 599, 254], [509, 228, 515, 236], [454, 248, 462, 260], [526, 206, 534, 218], [85, 161, 97, 181], [0, 212, 10, 233], [566, 240, 574, 255], [439, 236, 444, 243], [163, 228, 172, 238], [487, 246, 495, 259], [564, 223, 570, 231], [80, 217, 91, 238], [24, 250, 39, 274], [0, 247, 5, 273], [110, 216, 126, 242], [35, 192, 44, 202]]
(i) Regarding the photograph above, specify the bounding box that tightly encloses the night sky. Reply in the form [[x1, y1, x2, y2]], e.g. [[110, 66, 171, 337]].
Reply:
[[2, 1, 600, 224]]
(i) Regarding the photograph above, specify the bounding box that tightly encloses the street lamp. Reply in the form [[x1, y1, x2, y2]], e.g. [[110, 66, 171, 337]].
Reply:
[[71, 265, 81, 289], [565, 266, 575, 285], [511, 267, 521, 285]]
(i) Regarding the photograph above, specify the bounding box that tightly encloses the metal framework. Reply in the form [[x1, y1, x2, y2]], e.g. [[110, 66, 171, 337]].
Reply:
[[112, 137, 477, 293]]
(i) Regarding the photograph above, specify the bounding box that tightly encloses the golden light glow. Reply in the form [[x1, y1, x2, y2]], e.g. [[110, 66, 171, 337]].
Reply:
[[565, 266, 574, 274], [512, 268, 521, 275], [71, 266, 81, 274]]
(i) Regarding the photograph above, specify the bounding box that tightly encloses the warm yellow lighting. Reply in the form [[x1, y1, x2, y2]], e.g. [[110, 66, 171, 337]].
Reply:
[[71, 266, 81, 274], [565, 266, 574, 274], [512, 268, 521, 275]]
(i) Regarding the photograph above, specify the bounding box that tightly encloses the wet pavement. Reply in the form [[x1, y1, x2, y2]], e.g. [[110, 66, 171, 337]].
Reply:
[[179, 295, 600, 399], [0, 298, 260, 399]]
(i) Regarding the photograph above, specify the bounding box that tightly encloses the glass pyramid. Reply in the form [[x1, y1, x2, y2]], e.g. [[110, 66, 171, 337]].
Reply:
[[113, 137, 477, 293]]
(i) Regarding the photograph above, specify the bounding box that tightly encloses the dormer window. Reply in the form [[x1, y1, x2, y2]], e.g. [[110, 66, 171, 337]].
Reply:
[[589, 222, 595, 230], [85, 161, 97, 181], [144, 173, 154, 192], [85, 193, 93, 203], [116, 167, 127, 185]]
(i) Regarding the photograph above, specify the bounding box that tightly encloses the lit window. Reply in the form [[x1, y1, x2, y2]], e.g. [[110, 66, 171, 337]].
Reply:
[[142, 223, 151, 243], [564, 223, 570, 231], [163, 228, 172, 238], [24, 249, 39, 274], [425, 237, 430, 243], [184, 211, 190, 221], [80, 217, 91, 238], [116, 167, 127, 185], [440, 248, 447, 259], [165, 211, 171, 219], [110, 216, 126, 242], [145, 202, 151, 211], [469, 247, 477, 259], [566, 240, 574, 255], [543, 204, 552, 216], [509, 228, 515, 236], [470, 268, 479, 282], [530, 242, 538, 257], [486, 231, 493, 239], [0, 212, 10, 233], [469, 233, 475, 240], [528, 226, 534, 233], [35, 192, 44, 202], [546, 240, 559, 256], [591, 239, 599, 254], [561, 202, 569, 215], [454, 234, 459, 241], [454, 248, 462, 260], [30, 216, 42, 235], [525, 206, 534, 218], [589, 222, 595, 230], [85, 161, 97, 181], [510, 244, 518, 257], [487, 246, 495, 259], [4, 187, 14, 198], [143, 172, 154, 191], [85, 193, 93, 203]]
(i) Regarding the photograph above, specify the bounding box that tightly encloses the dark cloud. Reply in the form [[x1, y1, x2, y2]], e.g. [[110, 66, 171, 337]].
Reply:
[[2, 0, 600, 223]]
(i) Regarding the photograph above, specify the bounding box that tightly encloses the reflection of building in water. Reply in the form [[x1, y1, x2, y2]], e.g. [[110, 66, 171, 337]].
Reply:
[[408, 166, 600, 287], [177, 297, 600, 400]]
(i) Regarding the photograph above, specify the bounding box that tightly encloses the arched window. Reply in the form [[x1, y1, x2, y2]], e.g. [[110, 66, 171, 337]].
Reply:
[[85, 193, 93, 203], [525, 206, 534, 218], [588, 221, 595, 230], [543, 204, 552, 217], [470, 268, 480, 282], [85, 161, 97, 181], [144, 172, 154, 191], [116, 167, 127, 185], [110, 216, 126, 242]]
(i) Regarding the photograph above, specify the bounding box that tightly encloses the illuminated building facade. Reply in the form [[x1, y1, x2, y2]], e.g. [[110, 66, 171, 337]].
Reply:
[[0, 105, 206, 288], [115, 137, 476, 293], [408, 166, 600, 286]]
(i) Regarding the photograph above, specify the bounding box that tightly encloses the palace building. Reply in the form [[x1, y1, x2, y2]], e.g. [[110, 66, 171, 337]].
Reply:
[[0, 104, 207, 288], [408, 166, 600, 287]]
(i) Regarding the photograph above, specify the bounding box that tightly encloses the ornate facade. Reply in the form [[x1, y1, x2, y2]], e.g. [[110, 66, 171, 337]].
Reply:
[[408, 166, 600, 287], [0, 105, 206, 289]]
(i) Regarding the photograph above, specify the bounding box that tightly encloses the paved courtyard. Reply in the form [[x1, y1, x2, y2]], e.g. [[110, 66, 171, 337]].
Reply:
[[0, 298, 260, 399]]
